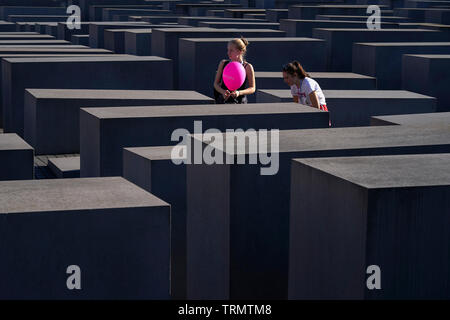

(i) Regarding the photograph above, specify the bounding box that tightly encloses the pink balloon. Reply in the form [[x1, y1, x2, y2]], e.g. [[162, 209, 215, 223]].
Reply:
[[222, 61, 246, 91]]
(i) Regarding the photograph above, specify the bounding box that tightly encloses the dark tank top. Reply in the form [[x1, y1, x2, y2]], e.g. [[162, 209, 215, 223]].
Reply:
[[220, 60, 249, 104]]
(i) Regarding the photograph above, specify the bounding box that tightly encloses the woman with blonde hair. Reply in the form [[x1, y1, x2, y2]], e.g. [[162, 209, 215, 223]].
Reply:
[[213, 37, 256, 104]]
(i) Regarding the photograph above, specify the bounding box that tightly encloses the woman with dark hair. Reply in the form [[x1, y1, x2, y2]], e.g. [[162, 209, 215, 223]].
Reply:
[[282, 61, 328, 112], [213, 37, 256, 104]]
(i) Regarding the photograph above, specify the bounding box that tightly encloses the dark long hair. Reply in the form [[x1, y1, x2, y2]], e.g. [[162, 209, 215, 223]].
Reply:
[[282, 61, 309, 79]]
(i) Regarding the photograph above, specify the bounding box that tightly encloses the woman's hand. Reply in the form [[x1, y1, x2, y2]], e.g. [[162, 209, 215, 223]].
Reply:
[[222, 90, 231, 100], [230, 90, 240, 99]]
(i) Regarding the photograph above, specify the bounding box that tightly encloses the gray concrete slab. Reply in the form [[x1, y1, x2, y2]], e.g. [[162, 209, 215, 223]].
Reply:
[[24, 88, 213, 155], [141, 15, 181, 24], [371, 111, 450, 126], [44, 23, 58, 37], [255, 71, 377, 90], [0, 133, 33, 180], [224, 8, 266, 18], [0, 34, 55, 40], [88, 21, 150, 48], [57, 22, 92, 41], [402, 54, 450, 111], [405, 0, 450, 8], [0, 176, 170, 299], [185, 123, 450, 299], [123, 146, 186, 299], [0, 39, 70, 45], [103, 8, 171, 21], [395, 7, 438, 21], [243, 13, 267, 19], [289, 4, 389, 20], [256, 89, 436, 127], [313, 28, 449, 71], [48, 156, 80, 178], [176, 3, 242, 16], [0, 6, 67, 20], [266, 8, 288, 22], [177, 16, 269, 27], [315, 14, 411, 22], [179, 37, 326, 96], [124, 29, 153, 55], [0, 21, 15, 32], [34, 22, 57, 35], [15, 22, 34, 32], [88, 3, 177, 21], [79, 103, 329, 177], [71, 34, 89, 46], [425, 8, 450, 24], [7, 15, 69, 23], [0, 49, 112, 126], [206, 9, 225, 17], [420, 22, 450, 33], [353, 42, 450, 89], [152, 28, 285, 88], [280, 19, 399, 37], [105, 25, 189, 54], [2, 55, 172, 137], [289, 153, 450, 299], [198, 21, 280, 29], [190, 5, 243, 16]]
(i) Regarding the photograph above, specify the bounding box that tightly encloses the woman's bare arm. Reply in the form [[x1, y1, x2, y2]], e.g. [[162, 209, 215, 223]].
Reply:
[[214, 60, 231, 100], [308, 91, 320, 109]]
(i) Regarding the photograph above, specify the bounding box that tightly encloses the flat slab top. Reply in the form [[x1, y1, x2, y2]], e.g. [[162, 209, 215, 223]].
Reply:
[[225, 8, 266, 11], [284, 19, 381, 23], [255, 72, 375, 79], [317, 15, 407, 19], [294, 153, 450, 188], [0, 133, 33, 151], [125, 146, 178, 161], [181, 37, 321, 42], [81, 102, 322, 119], [105, 25, 185, 32], [3, 55, 170, 63], [0, 40, 70, 44], [314, 28, 438, 32], [48, 156, 80, 172], [372, 112, 450, 126], [26, 89, 212, 100], [0, 54, 114, 59], [36, 22, 59, 26], [0, 177, 169, 214], [0, 45, 87, 49], [152, 27, 282, 33], [179, 17, 267, 21], [260, 89, 434, 99], [90, 22, 150, 26], [0, 35, 54, 39], [203, 21, 279, 25], [404, 54, 450, 59], [356, 42, 450, 47], [0, 48, 110, 53], [123, 29, 154, 34], [194, 124, 450, 155]]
